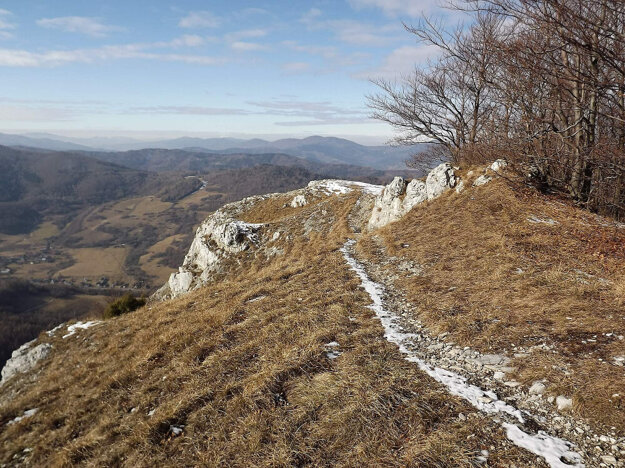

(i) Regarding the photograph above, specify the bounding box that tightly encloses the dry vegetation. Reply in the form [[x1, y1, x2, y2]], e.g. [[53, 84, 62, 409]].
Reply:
[[357, 172, 625, 431], [0, 193, 543, 467]]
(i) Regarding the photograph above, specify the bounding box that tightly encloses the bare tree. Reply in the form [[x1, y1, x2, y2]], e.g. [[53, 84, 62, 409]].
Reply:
[[368, 13, 507, 164]]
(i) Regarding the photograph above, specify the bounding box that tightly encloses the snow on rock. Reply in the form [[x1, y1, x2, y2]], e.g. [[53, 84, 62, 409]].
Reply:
[[63, 321, 101, 339], [1, 341, 52, 385], [368, 163, 457, 230], [340, 240, 583, 468]]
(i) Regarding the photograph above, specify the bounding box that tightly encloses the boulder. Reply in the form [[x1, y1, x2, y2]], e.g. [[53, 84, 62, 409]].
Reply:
[[1, 341, 52, 384], [368, 163, 458, 230], [154, 209, 263, 300], [490, 159, 508, 172], [529, 381, 546, 395], [426, 163, 457, 199], [556, 395, 573, 411], [290, 194, 307, 208], [473, 175, 492, 186], [367, 177, 409, 230]]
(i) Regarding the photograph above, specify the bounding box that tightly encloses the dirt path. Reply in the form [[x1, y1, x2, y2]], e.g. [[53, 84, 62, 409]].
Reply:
[[344, 236, 623, 468]]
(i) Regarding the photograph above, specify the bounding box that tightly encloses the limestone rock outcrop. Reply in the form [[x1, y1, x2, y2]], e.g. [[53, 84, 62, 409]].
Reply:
[[154, 179, 384, 300], [1, 341, 52, 385], [426, 163, 457, 199], [368, 163, 457, 230], [154, 200, 265, 300]]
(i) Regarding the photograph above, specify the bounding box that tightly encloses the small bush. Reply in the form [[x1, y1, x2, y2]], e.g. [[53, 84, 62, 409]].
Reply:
[[103, 294, 145, 319]]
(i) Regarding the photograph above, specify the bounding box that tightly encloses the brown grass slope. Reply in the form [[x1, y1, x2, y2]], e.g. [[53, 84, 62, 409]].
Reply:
[[0, 192, 542, 467], [357, 171, 625, 432]]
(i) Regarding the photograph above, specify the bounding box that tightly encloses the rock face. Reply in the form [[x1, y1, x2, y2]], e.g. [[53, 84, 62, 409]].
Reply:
[[368, 163, 457, 230], [154, 179, 384, 300], [426, 163, 457, 199], [1, 341, 52, 384], [154, 203, 264, 300]]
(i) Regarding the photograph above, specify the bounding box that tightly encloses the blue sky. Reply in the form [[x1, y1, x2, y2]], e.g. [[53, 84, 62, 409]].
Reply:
[[0, 1, 449, 143]]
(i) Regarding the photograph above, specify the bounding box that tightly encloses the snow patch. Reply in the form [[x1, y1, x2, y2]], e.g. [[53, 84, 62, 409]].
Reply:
[[63, 321, 101, 339], [340, 240, 583, 468], [7, 408, 38, 425], [308, 180, 383, 196], [504, 423, 583, 468]]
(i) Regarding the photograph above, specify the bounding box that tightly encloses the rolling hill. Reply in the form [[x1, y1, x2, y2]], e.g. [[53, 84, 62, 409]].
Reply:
[[0, 132, 430, 170]]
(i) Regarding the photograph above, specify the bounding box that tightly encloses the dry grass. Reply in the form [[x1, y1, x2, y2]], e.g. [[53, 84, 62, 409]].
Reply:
[[357, 173, 625, 432], [0, 193, 542, 467]]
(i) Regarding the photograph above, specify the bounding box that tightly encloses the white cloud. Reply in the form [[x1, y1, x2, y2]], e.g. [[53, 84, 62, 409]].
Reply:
[[247, 98, 369, 126], [154, 34, 208, 48], [327, 20, 402, 46], [300, 8, 322, 25], [0, 44, 225, 67], [225, 29, 268, 42], [347, 0, 433, 17], [130, 106, 249, 115], [0, 105, 75, 121], [36, 16, 120, 37], [300, 9, 402, 46], [281, 62, 311, 74], [282, 41, 338, 60], [230, 41, 269, 52], [0, 9, 15, 39], [354, 44, 440, 79], [179, 11, 220, 29]]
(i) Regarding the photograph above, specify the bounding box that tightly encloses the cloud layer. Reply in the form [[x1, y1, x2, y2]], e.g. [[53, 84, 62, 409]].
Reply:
[[37, 16, 121, 37]]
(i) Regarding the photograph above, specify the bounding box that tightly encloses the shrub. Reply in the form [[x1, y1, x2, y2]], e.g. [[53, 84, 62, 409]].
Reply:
[[103, 294, 146, 319]]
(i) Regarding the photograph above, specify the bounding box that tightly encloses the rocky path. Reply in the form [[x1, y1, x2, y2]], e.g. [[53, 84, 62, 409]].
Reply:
[[343, 237, 625, 468]]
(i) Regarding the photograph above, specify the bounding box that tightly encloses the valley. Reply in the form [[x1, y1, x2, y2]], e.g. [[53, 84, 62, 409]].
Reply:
[[0, 142, 427, 370]]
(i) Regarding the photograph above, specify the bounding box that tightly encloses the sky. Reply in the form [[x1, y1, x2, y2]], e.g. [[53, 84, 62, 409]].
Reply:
[[0, 1, 452, 144]]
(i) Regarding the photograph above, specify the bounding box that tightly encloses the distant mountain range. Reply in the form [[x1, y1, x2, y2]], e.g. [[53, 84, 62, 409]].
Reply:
[[0, 132, 428, 170]]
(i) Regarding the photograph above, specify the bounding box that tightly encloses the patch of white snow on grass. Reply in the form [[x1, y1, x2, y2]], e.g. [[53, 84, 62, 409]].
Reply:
[[63, 321, 101, 339], [308, 180, 383, 196], [46, 323, 65, 337], [7, 408, 38, 425], [340, 240, 584, 468]]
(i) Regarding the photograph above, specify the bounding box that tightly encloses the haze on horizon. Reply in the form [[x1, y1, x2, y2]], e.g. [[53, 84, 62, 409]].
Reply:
[[0, 0, 453, 145]]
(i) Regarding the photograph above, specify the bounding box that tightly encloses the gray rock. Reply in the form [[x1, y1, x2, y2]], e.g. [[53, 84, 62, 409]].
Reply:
[[601, 455, 617, 466], [1, 341, 52, 384], [426, 162, 457, 199], [154, 206, 263, 300], [473, 175, 492, 186], [529, 381, 546, 395], [290, 194, 307, 208], [477, 354, 511, 366], [490, 159, 508, 172], [368, 163, 458, 230], [556, 395, 573, 411]]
